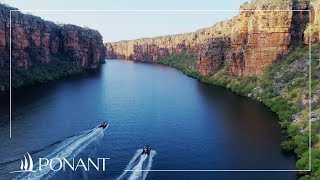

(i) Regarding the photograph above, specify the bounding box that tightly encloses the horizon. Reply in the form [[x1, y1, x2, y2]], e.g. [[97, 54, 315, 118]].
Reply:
[[1, 0, 247, 42]]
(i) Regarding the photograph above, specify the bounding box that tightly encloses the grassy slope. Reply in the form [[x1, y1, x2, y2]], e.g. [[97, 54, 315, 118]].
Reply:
[[158, 43, 320, 179], [0, 55, 95, 89]]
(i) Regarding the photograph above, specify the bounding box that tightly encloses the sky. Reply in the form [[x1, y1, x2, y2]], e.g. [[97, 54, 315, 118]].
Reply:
[[1, 0, 248, 42]]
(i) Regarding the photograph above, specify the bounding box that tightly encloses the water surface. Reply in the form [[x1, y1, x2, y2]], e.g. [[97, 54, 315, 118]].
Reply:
[[0, 59, 297, 179]]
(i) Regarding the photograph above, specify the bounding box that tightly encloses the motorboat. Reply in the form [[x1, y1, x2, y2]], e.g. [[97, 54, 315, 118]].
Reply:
[[98, 122, 108, 129], [142, 145, 151, 155]]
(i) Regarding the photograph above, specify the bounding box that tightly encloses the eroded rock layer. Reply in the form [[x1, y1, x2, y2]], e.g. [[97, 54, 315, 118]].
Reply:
[[106, 0, 309, 77], [0, 4, 105, 70], [304, 0, 320, 44]]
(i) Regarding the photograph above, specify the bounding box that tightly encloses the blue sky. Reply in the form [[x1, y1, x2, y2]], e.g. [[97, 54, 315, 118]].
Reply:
[[1, 0, 248, 42]]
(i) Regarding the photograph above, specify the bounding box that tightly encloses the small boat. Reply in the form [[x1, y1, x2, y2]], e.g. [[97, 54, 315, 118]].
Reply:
[[98, 122, 108, 129], [141, 145, 151, 155]]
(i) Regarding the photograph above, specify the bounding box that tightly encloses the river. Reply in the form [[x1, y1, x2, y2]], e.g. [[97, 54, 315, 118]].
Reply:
[[0, 59, 297, 179]]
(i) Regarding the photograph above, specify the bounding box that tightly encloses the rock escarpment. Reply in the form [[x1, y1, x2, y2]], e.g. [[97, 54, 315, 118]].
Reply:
[[106, 0, 316, 77], [304, 0, 320, 43], [0, 4, 105, 89], [197, 38, 226, 76], [199, 1, 293, 76]]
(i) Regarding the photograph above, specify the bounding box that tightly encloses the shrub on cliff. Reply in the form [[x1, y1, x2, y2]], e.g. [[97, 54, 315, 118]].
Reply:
[[158, 52, 197, 74], [1, 55, 85, 89], [297, 149, 320, 179]]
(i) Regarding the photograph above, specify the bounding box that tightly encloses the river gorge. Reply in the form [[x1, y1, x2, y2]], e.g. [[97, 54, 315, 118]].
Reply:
[[0, 0, 320, 179]]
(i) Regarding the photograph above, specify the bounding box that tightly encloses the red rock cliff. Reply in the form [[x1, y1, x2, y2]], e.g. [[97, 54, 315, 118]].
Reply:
[[106, 0, 313, 77], [304, 0, 320, 43], [0, 4, 105, 70], [201, 1, 293, 76]]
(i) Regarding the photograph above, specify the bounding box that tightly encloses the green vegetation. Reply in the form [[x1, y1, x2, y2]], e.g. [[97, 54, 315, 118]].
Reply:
[[158, 43, 320, 179], [0, 55, 87, 89], [157, 52, 199, 77]]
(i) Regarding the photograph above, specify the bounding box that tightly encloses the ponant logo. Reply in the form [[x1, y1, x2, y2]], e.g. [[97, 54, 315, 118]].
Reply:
[[10, 152, 35, 173], [10, 152, 110, 174]]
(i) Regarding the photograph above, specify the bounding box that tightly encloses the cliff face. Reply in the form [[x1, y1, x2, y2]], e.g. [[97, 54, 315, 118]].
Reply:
[[105, 0, 313, 77], [200, 1, 293, 76], [304, 0, 320, 43], [0, 4, 105, 71], [106, 1, 293, 76]]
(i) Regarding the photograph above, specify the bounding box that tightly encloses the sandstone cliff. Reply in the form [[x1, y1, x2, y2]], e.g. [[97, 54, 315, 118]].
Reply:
[[106, 0, 317, 77], [0, 4, 105, 89], [304, 0, 320, 43]]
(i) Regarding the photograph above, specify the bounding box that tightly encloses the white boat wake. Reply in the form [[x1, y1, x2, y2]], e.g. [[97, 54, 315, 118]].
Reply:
[[14, 127, 106, 180], [117, 149, 156, 180]]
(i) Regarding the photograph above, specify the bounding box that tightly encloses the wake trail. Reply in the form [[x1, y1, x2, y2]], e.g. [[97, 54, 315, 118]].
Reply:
[[0, 128, 93, 169], [14, 127, 106, 180], [117, 150, 156, 180], [141, 150, 156, 180], [125, 149, 143, 171], [116, 149, 142, 180], [128, 154, 148, 180]]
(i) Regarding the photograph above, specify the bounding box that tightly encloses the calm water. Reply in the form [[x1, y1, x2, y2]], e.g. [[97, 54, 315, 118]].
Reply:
[[0, 59, 297, 179]]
